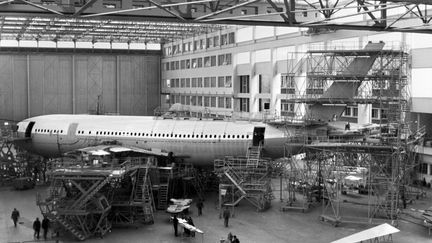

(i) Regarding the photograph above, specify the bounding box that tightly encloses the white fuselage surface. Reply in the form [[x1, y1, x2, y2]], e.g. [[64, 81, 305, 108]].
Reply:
[[16, 115, 294, 166]]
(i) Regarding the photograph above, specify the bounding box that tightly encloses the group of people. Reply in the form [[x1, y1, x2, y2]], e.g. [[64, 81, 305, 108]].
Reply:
[[172, 214, 195, 237], [11, 208, 51, 240], [225, 232, 240, 243]]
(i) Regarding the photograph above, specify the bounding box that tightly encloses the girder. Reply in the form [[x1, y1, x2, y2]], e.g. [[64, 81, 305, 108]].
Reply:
[[0, 0, 431, 44]]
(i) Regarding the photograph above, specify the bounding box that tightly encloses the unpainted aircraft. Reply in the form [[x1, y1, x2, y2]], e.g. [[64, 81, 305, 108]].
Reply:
[[14, 114, 377, 166]]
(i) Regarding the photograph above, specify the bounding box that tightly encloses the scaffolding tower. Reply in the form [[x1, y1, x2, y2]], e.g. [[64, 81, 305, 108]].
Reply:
[[214, 147, 272, 214], [281, 42, 426, 226]]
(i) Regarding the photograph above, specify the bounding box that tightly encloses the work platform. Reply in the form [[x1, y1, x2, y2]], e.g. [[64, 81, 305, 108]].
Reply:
[[37, 157, 157, 240]]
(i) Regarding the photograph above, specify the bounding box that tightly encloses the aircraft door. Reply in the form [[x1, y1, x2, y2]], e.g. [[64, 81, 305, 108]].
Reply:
[[67, 123, 79, 137], [252, 127, 265, 146], [25, 121, 35, 138]]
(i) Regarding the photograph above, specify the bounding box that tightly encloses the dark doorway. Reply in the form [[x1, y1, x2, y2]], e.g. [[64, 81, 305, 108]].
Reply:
[[25, 121, 35, 138], [252, 127, 265, 146]]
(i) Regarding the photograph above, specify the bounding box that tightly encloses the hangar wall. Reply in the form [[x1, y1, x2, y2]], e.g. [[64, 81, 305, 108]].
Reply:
[[0, 49, 161, 121]]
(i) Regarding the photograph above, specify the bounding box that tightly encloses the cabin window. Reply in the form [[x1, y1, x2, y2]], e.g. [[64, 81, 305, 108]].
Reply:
[[242, 135, 244, 139], [205, 135, 208, 138], [223, 135, 226, 138]]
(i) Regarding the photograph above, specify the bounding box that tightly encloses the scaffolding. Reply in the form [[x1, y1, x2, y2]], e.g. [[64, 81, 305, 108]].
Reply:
[[214, 144, 272, 214], [281, 42, 426, 226], [37, 157, 156, 241]]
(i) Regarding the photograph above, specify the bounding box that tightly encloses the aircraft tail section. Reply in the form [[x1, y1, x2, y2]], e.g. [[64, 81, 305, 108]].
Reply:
[[309, 42, 385, 121]]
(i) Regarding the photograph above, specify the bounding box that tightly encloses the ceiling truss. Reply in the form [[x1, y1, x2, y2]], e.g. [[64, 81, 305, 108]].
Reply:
[[0, 0, 431, 44]]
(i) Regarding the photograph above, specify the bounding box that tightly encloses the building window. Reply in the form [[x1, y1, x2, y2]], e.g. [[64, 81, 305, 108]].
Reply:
[[180, 78, 185, 88], [186, 78, 191, 88], [218, 54, 225, 66], [218, 97, 224, 107], [211, 77, 217, 87], [225, 97, 232, 109], [191, 96, 197, 106], [221, 34, 227, 45], [175, 79, 180, 87], [192, 78, 197, 88], [197, 77, 203, 87], [192, 59, 197, 68], [225, 54, 232, 65], [343, 106, 358, 118], [197, 58, 203, 68], [420, 163, 428, 174], [228, 32, 235, 44], [206, 37, 213, 48], [204, 56, 211, 67], [197, 96, 203, 106], [193, 40, 198, 51], [186, 59, 190, 69], [240, 75, 250, 93], [225, 76, 232, 87], [204, 77, 210, 87], [213, 36, 219, 47], [240, 98, 249, 112], [281, 74, 295, 88], [211, 97, 216, 107], [204, 96, 210, 107], [218, 76, 225, 87], [281, 102, 295, 116], [185, 95, 191, 105], [211, 56, 216, 66], [372, 108, 379, 119], [180, 60, 186, 69]]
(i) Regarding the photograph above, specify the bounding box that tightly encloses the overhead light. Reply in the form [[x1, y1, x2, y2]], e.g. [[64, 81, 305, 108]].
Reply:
[[322, 104, 347, 106]]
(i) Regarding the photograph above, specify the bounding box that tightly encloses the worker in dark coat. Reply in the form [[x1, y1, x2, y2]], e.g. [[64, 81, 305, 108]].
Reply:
[[33, 217, 41, 239], [172, 214, 179, 237], [232, 235, 240, 243], [11, 208, 20, 227], [196, 198, 204, 216], [42, 216, 50, 240], [187, 216, 195, 237], [223, 207, 231, 227]]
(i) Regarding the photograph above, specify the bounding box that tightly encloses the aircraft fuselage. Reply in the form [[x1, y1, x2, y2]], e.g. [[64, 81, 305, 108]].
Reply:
[[16, 115, 295, 166]]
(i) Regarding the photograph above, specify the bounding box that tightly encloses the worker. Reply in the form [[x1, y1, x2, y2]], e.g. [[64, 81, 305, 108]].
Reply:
[[345, 122, 350, 130], [232, 235, 240, 243], [223, 207, 231, 227], [172, 214, 179, 237], [11, 208, 20, 227], [42, 216, 50, 240], [196, 198, 204, 216], [33, 217, 41, 239], [187, 216, 195, 237], [225, 232, 233, 242]]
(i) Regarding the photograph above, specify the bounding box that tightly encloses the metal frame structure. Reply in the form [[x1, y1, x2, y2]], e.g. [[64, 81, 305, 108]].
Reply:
[[0, 0, 431, 44], [37, 157, 156, 240], [281, 41, 426, 226], [214, 143, 272, 213]]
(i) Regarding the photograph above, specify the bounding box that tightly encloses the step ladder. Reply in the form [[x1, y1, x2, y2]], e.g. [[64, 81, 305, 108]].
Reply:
[[55, 216, 87, 241], [247, 144, 262, 168], [157, 183, 169, 210], [223, 167, 246, 195]]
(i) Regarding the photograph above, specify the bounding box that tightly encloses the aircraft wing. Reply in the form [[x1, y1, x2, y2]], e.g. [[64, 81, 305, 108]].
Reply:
[[72, 144, 170, 157], [331, 223, 399, 243]]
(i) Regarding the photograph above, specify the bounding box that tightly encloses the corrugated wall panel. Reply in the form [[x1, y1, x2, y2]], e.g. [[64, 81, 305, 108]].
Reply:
[[29, 55, 45, 117], [102, 56, 117, 114], [58, 56, 73, 114], [12, 56, 28, 121], [0, 52, 160, 121], [119, 55, 133, 115], [0, 55, 14, 120]]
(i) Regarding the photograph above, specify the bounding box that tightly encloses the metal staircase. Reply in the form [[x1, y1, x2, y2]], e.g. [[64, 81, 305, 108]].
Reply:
[[223, 167, 246, 195], [157, 183, 169, 210], [55, 216, 87, 241], [133, 166, 155, 224], [246, 143, 262, 168]]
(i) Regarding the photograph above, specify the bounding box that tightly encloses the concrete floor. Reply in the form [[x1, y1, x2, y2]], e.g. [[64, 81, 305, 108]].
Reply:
[[0, 182, 431, 243]]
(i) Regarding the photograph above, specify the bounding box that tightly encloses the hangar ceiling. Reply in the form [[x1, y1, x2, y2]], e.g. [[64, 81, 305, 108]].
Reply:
[[0, 0, 431, 44]]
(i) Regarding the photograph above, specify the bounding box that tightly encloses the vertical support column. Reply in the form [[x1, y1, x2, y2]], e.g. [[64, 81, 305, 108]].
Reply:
[[72, 55, 76, 114], [27, 55, 31, 117], [116, 55, 120, 114]]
